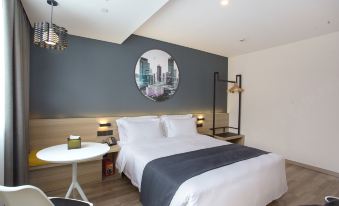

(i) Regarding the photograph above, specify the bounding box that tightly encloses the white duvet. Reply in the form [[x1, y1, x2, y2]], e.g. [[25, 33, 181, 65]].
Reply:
[[116, 134, 287, 206]]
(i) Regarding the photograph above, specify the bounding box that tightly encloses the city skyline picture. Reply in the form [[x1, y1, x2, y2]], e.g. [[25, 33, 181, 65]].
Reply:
[[135, 49, 179, 102]]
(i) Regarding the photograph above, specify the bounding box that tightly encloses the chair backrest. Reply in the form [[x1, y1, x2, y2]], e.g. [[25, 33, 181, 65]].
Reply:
[[0, 185, 54, 206]]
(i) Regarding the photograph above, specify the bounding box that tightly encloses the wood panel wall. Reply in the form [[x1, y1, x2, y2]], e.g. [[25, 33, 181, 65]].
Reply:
[[28, 113, 228, 193], [29, 160, 101, 193], [29, 113, 228, 151]]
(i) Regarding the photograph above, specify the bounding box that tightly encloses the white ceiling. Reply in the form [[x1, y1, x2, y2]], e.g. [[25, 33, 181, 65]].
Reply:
[[22, 0, 339, 57], [135, 0, 339, 57], [21, 0, 169, 44]]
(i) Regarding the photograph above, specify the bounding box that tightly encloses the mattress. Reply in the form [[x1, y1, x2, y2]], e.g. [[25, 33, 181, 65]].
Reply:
[[116, 134, 288, 206]]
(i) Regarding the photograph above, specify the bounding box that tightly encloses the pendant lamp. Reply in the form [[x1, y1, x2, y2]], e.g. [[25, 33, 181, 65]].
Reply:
[[33, 0, 68, 51]]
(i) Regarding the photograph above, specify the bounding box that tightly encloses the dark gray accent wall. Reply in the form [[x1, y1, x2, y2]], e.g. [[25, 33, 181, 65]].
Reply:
[[30, 34, 228, 118]]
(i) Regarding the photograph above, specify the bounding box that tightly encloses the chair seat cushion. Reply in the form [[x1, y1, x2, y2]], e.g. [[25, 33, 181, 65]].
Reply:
[[50, 198, 91, 206], [29, 149, 49, 167]]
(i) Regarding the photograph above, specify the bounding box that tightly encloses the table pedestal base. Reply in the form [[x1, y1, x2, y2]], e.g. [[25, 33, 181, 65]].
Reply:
[[65, 162, 88, 202]]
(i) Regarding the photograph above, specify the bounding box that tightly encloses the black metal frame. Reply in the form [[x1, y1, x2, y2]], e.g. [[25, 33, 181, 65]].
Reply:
[[212, 72, 242, 136]]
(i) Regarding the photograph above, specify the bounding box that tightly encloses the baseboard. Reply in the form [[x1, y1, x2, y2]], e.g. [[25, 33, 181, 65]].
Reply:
[[287, 160, 339, 178]]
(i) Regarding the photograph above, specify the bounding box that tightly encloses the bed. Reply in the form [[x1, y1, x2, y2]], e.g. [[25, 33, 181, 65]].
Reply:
[[116, 115, 287, 206]]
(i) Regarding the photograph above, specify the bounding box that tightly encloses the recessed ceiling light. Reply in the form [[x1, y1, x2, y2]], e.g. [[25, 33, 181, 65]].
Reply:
[[101, 8, 109, 13], [220, 0, 229, 6]]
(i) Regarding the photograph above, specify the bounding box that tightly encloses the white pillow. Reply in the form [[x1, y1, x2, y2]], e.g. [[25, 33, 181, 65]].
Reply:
[[165, 118, 198, 138], [116, 116, 158, 142], [123, 119, 164, 143], [160, 114, 193, 136]]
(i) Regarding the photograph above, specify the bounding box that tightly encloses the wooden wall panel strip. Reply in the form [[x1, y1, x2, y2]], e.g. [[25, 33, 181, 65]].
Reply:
[[29, 113, 228, 151]]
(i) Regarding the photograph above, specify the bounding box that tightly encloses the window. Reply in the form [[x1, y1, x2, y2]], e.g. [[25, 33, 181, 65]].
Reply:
[[0, 0, 6, 185]]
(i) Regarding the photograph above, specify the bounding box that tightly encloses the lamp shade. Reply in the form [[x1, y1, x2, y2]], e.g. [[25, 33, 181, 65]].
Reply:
[[33, 0, 68, 51], [33, 22, 68, 50], [228, 83, 244, 93]]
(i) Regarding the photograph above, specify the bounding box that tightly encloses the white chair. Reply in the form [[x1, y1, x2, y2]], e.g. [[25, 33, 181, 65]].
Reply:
[[0, 185, 93, 206], [326, 196, 339, 202], [325, 196, 339, 206]]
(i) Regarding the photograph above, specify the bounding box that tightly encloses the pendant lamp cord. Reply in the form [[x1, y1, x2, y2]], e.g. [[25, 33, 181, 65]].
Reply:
[[50, 1, 54, 26]]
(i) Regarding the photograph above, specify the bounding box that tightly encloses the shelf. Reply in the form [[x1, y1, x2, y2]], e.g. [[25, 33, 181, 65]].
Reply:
[[102, 146, 119, 180], [213, 132, 245, 145], [214, 132, 241, 138], [108, 145, 120, 153]]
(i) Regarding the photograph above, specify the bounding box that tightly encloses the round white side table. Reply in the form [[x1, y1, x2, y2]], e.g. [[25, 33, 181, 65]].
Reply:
[[37, 142, 110, 201]]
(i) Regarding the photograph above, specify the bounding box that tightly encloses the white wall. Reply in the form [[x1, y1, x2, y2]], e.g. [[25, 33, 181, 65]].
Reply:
[[228, 31, 339, 173]]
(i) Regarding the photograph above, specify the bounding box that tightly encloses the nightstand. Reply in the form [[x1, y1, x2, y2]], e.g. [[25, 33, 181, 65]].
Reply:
[[102, 144, 120, 179], [213, 132, 245, 145], [207, 127, 245, 145]]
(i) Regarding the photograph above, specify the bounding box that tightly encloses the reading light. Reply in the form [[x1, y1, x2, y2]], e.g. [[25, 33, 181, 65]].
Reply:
[[196, 116, 205, 127], [99, 122, 112, 127], [98, 121, 113, 136], [197, 116, 205, 121]]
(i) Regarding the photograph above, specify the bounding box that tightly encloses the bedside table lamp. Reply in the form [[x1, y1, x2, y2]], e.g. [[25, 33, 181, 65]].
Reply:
[[97, 121, 113, 137], [212, 72, 243, 136], [97, 121, 117, 146], [196, 116, 205, 127]]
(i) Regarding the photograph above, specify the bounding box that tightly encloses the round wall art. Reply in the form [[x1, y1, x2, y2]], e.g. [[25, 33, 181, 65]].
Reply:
[[135, 49, 179, 102]]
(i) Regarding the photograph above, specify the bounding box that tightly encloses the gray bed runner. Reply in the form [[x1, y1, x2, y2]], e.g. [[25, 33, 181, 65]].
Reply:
[[140, 143, 268, 206]]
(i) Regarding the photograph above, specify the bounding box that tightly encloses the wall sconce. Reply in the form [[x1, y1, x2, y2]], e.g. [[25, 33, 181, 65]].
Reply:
[[99, 122, 111, 127], [97, 121, 113, 136], [196, 116, 205, 127], [197, 116, 205, 121], [228, 83, 244, 93]]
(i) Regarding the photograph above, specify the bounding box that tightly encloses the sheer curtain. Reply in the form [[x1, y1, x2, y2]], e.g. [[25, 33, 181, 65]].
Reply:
[[3, 0, 30, 186]]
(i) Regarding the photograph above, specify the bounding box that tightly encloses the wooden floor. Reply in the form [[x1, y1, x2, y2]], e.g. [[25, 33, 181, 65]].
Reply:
[[48, 163, 339, 206]]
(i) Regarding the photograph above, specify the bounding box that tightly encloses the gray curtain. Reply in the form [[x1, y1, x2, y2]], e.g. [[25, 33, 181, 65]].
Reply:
[[3, 0, 30, 186]]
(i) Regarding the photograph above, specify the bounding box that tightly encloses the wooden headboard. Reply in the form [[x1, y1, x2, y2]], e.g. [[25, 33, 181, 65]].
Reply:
[[29, 113, 228, 151]]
